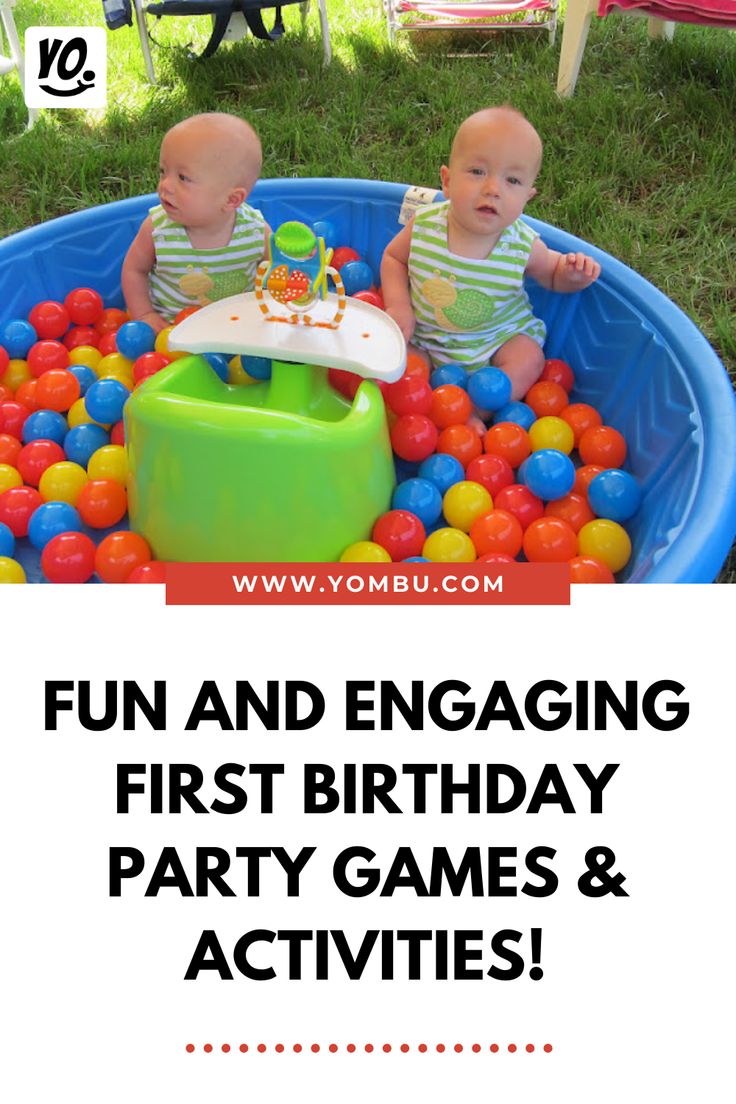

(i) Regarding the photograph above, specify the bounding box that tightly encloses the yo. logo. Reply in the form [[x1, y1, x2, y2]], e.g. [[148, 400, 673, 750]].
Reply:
[[25, 27, 107, 110]]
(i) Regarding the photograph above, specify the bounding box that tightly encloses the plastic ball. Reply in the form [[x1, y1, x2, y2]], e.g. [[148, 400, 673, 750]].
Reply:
[[403, 351, 431, 382], [384, 375, 432, 417], [493, 401, 536, 430], [391, 478, 443, 529], [339, 540, 391, 563], [577, 518, 632, 573], [22, 409, 68, 446], [417, 452, 465, 495], [98, 332, 119, 356], [64, 327, 101, 351], [476, 552, 516, 565], [436, 423, 482, 467], [38, 460, 88, 505], [465, 453, 514, 498], [521, 449, 575, 502], [64, 288, 104, 326], [540, 358, 575, 392], [96, 352, 134, 384], [372, 509, 426, 561], [0, 318, 37, 359], [133, 351, 170, 385], [84, 378, 130, 424], [340, 260, 374, 296], [95, 307, 129, 335], [523, 516, 578, 563], [483, 421, 531, 468], [312, 220, 338, 249], [569, 555, 615, 584], [443, 480, 493, 532], [390, 414, 438, 463], [0, 520, 15, 557], [14, 379, 39, 411], [352, 289, 384, 309], [587, 469, 642, 522], [240, 355, 272, 380], [63, 423, 110, 468], [115, 320, 156, 361], [328, 368, 361, 401], [561, 402, 602, 445], [0, 485, 43, 536], [0, 463, 22, 494], [430, 363, 467, 390], [493, 483, 545, 530], [467, 367, 512, 412], [68, 344, 102, 371], [27, 339, 69, 378], [428, 384, 472, 430], [524, 380, 569, 418], [41, 531, 97, 583], [0, 434, 21, 467], [528, 415, 575, 455], [201, 353, 230, 382], [173, 306, 200, 325], [0, 382, 11, 403], [0, 401, 31, 438], [110, 421, 125, 446], [331, 247, 361, 270], [35, 368, 80, 413], [87, 444, 128, 485], [469, 508, 523, 558], [422, 527, 476, 563], [154, 326, 188, 360], [67, 364, 98, 398], [28, 500, 83, 550], [127, 560, 167, 583], [578, 425, 627, 469], [2, 357, 31, 391], [545, 492, 595, 534], [29, 300, 70, 340], [95, 530, 152, 583], [0, 344, 8, 377], [16, 439, 65, 486], [573, 464, 604, 497], [76, 479, 128, 529], [67, 398, 104, 429], [0, 556, 25, 583]]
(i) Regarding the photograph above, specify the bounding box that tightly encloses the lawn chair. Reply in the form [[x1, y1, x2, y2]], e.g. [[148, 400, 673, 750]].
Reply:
[[1, 0, 38, 129], [384, 0, 558, 47], [103, 0, 331, 83], [557, 0, 736, 96]]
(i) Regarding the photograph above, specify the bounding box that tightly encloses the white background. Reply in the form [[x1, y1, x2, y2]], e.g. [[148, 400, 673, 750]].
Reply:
[[1, 585, 733, 1103]]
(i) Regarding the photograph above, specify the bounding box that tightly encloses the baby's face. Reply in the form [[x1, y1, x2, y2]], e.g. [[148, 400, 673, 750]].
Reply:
[[441, 111, 540, 243], [157, 127, 237, 230]]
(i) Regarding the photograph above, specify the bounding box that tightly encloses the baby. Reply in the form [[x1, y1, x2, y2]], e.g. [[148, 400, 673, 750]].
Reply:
[[122, 112, 269, 334], [381, 106, 601, 401]]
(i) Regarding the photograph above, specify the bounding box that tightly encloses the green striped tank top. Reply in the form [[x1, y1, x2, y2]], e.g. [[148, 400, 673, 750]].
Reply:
[[408, 200, 546, 370], [149, 202, 266, 319]]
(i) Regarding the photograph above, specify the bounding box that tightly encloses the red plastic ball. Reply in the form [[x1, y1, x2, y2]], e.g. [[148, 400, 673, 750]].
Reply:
[[64, 288, 104, 327], [390, 414, 438, 462], [545, 492, 595, 534], [16, 439, 66, 486], [352, 289, 384, 309], [436, 423, 482, 468], [76, 479, 128, 529], [41, 531, 97, 583], [63, 326, 100, 351], [27, 339, 70, 378], [525, 380, 569, 418], [470, 509, 523, 558], [578, 425, 627, 469], [540, 358, 575, 392], [483, 421, 531, 468], [476, 552, 516, 565], [0, 383, 12, 404], [127, 560, 167, 583], [372, 509, 426, 561], [384, 375, 432, 417], [98, 332, 119, 356], [0, 400, 30, 438], [331, 247, 361, 270], [95, 308, 130, 335], [133, 351, 170, 385], [0, 345, 9, 378], [328, 367, 362, 401], [110, 420, 126, 446], [0, 485, 43, 536], [35, 369, 80, 412], [429, 385, 472, 430], [493, 483, 545, 530], [95, 530, 152, 583], [28, 300, 70, 340], [0, 433, 22, 467], [569, 555, 616, 584], [465, 453, 515, 498], [523, 517, 578, 563]]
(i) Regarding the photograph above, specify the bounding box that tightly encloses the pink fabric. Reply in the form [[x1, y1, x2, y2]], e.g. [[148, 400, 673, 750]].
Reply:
[[598, 0, 736, 27], [399, 0, 552, 15]]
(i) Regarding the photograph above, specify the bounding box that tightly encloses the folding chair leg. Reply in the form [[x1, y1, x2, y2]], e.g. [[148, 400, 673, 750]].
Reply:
[[1, 4, 38, 129], [647, 16, 675, 40], [317, 0, 331, 64], [133, 0, 157, 83], [557, 0, 597, 97]]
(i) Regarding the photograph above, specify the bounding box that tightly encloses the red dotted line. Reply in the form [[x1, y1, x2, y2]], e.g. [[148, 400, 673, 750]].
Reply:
[[185, 1042, 553, 1054]]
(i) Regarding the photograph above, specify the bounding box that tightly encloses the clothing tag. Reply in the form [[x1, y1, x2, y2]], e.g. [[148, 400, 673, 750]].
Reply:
[[398, 185, 442, 226]]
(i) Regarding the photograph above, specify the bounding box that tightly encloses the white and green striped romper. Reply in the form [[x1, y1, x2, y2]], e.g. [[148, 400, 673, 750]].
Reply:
[[408, 200, 546, 371], [148, 202, 266, 320]]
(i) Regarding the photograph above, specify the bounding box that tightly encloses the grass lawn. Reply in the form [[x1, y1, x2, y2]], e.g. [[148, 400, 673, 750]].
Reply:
[[1, 0, 735, 576]]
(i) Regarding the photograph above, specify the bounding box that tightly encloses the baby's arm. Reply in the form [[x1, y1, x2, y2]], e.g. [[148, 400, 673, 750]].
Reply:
[[380, 223, 416, 342], [121, 217, 169, 333], [526, 236, 601, 293]]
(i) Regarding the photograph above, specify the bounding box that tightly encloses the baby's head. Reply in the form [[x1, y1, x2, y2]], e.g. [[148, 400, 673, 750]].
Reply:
[[157, 112, 262, 229], [441, 107, 542, 238]]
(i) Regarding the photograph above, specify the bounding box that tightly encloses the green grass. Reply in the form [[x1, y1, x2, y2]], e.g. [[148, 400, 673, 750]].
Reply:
[[1, 0, 735, 577]]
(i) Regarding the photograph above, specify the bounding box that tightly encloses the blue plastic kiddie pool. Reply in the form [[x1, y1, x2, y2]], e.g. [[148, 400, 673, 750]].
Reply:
[[1, 178, 734, 582]]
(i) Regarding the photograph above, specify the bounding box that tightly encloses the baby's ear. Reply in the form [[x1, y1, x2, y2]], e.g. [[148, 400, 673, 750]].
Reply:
[[440, 165, 451, 197], [225, 186, 248, 210], [528, 186, 538, 201]]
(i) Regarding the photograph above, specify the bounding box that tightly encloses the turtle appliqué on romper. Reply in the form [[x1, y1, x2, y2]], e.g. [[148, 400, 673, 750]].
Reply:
[[422, 273, 496, 332], [178, 266, 249, 306]]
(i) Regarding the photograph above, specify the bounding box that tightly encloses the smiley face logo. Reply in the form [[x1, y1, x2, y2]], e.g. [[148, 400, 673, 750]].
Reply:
[[37, 36, 96, 96]]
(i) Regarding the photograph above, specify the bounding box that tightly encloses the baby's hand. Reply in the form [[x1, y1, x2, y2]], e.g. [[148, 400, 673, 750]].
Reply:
[[386, 304, 416, 343], [137, 310, 170, 335], [555, 252, 601, 291]]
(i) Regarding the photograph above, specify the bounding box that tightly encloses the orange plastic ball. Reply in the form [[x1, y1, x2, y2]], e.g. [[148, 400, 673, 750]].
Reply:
[[545, 492, 595, 534], [174, 306, 201, 324], [436, 423, 482, 468], [524, 380, 569, 418], [561, 402, 603, 445], [127, 560, 167, 583], [569, 555, 616, 584], [573, 464, 604, 497], [95, 308, 130, 335], [469, 508, 523, 558], [14, 379, 40, 411], [76, 479, 128, 529], [0, 434, 22, 467], [404, 351, 431, 381], [483, 421, 531, 468], [35, 368, 81, 413], [578, 425, 627, 469], [95, 530, 152, 583], [429, 384, 472, 429], [522, 516, 578, 563]]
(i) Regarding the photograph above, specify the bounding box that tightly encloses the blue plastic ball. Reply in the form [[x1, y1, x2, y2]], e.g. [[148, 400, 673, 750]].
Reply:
[[0, 318, 37, 359], [493, 401, 536, 430], [0, 521, 15, 558], [340, 261, 374, 296], [241, 354, 272, 381], [84, 378, 130, 424], [521, 449, 576, 501], [392, 477, 443, 528], [64, 423, 110, 467], [201, 353, 230, 382], [312, 220, 338, 250], [28, 500, 82, 551], [115, 320, 156, 361], [22, 409, 68, 445], [67, 364, 97, 397], [588, 469, 642, 522], [403, 556, 430, 563], [467, 366, 512, 412], [418, 453, 465, 495], [430, 363, 468, 390]]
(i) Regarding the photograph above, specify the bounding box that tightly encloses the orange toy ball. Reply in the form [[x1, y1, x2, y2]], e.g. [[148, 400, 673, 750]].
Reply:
[[95, 307, 130, 335], [0, 433, 22, 467], [77, 479, 128, 529], [127, 560, 167, 583], [578, 425, 627, 469], [569, 555, 616, 584], [95, 530, 151, 582], [469, 509, 523, 558], [524, 380, 569, 418], [0, 383, 12, 404], [14, 379, 39, 411], [35, 368, 81, 413], [522, 516, 578, 563], [483, 421, 531, 468], [429, 384, 472, 429], [573, 464, 604, 497], [174, 306, 201, 324], [545, 492, 595, 534], [436, 423, 483, 468], [561, 402, 603, 445]]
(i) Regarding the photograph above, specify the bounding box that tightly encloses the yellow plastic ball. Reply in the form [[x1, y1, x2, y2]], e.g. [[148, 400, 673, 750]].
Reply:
[[95, 352, 133, 379], [87, 444, 129, 485], [155, 326, 189, 361], [339, 541, 392, 563], [67, 397, 109, 429], [98, 368, 134, 390], [2, 358, 31, 392], [0, 556, 26, 583], [528, 415, 575, 455], [422, 527, 477, 562], [0, 463, 23, 494], [228, 356, 257, 386], [442, 481, 493, 533], [68, 345, 102, 371], [577, 519, 631, 574], [39, 461, 88, 505]]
